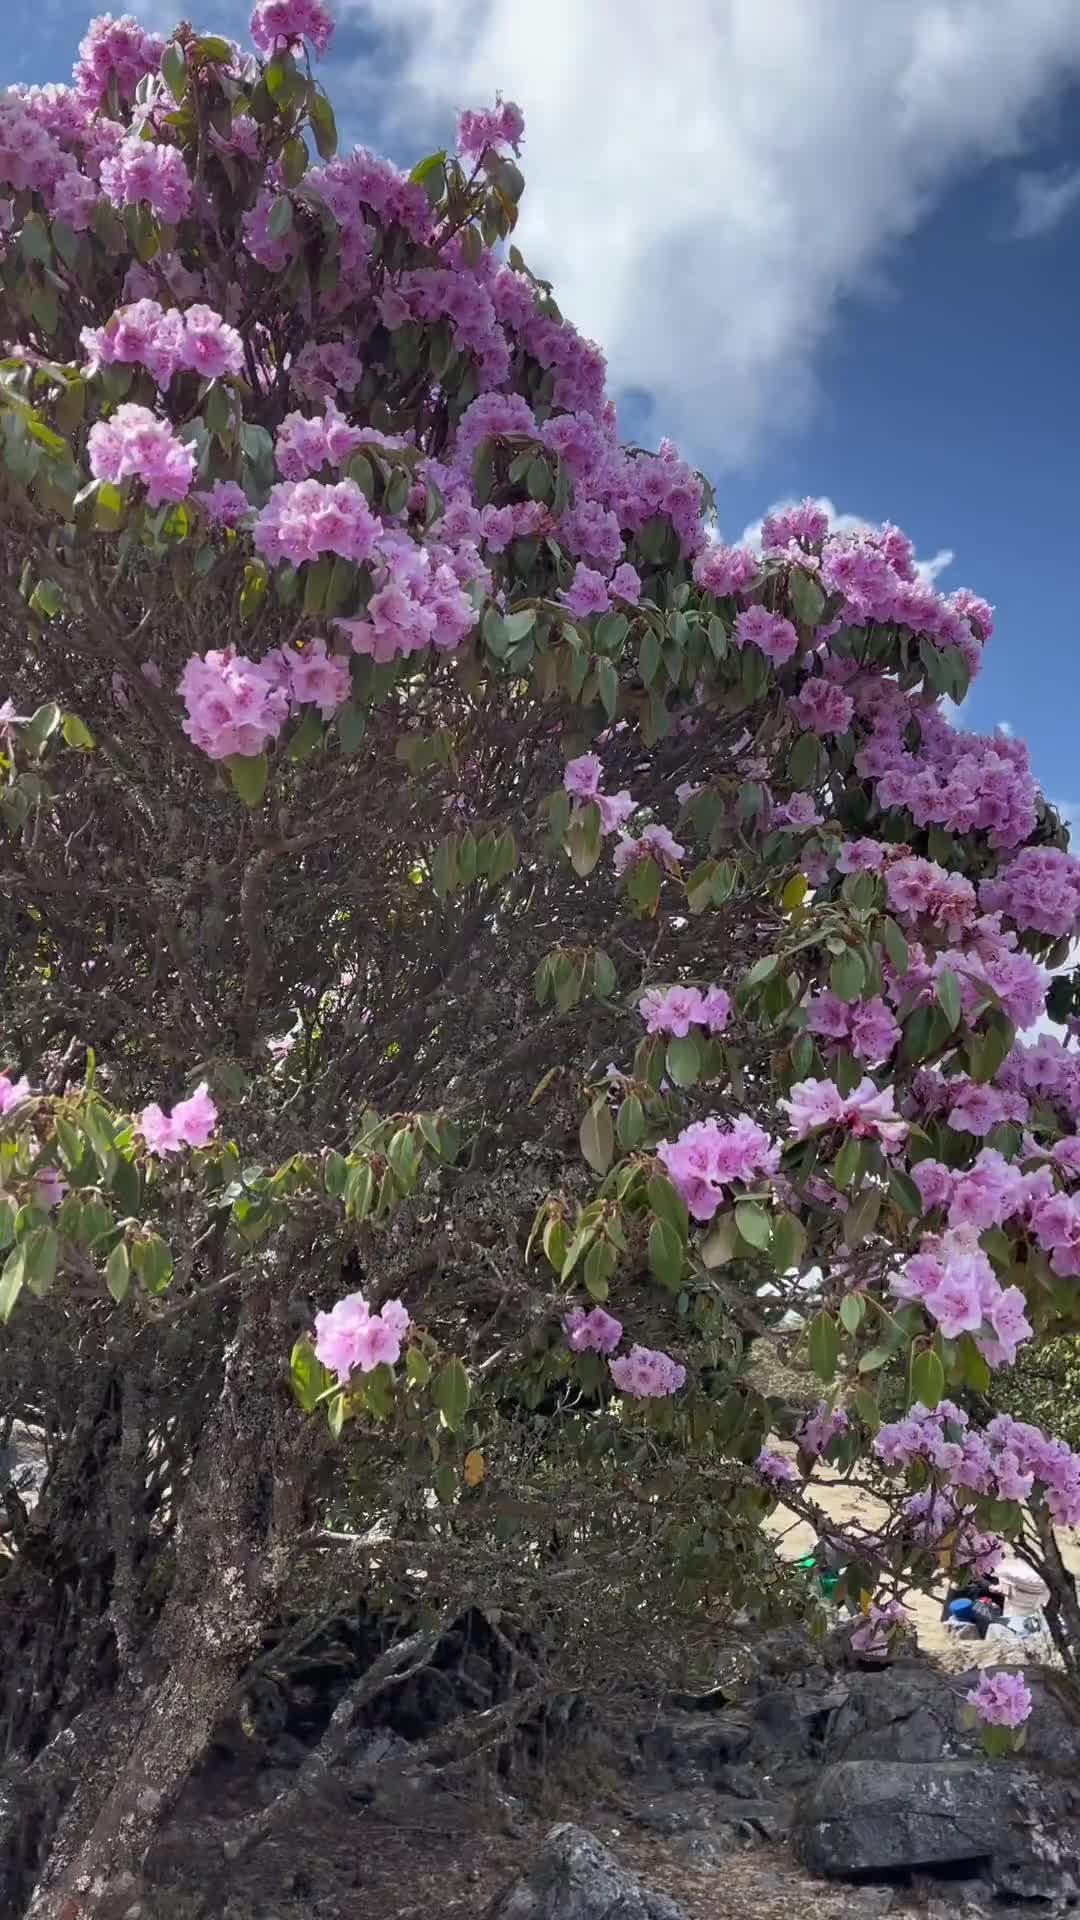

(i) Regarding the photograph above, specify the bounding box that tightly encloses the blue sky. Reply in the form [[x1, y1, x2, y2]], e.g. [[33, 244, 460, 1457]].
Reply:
[[9, 1, 1080, 812]]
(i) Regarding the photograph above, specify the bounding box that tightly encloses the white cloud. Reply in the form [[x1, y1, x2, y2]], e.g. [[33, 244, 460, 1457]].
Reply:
[[1010, 165, 1080, 238], [341, 0, 1080, 465]]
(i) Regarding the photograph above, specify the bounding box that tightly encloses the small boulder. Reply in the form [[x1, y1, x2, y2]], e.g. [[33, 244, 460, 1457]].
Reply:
[[486, 1823, 687, 1920], [794, 1758, 1080, 1897]]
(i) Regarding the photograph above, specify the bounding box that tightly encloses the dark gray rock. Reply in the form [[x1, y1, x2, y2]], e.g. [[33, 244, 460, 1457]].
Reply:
[[823, 1663, 1080, 1774], [794, 1758, 1080, 1898], [486, 1824, 687, 1920], [635, 1711, 751, 1785], [626, 1788, 788, 1841]]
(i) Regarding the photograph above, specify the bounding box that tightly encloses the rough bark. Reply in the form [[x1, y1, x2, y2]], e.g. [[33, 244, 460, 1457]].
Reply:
[[22, 1270, 320, 1920]]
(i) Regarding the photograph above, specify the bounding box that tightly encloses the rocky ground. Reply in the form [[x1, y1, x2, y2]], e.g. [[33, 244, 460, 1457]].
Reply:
[[128, 1638, 1080, 1920]]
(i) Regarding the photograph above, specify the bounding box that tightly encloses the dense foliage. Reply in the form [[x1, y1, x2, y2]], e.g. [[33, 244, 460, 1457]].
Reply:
[[4, 6, 1080, 1913]]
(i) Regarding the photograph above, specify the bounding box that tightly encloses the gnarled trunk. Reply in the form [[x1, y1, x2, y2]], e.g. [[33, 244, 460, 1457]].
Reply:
[[20, 1276, 319, 1920]]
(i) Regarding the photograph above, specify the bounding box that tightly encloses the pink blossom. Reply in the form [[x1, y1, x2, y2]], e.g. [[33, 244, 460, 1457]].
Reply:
[[34, 1166, 68, 1209], [250, 0, 335, 57], [613, 823, 685, 875], [285, 638, 351, 719], [792, 678, 854, 736], [756, 1447, 797, 1485], [139, 1081, 217, 1155], [798, 1402, 849, 1459], [563, 753, 602, 800], [851, 1600, 910, 1656], [180, 648, 290, 761], [179, 304, 244, 380], [732, 604, 799, 667], [980, 846, 1080, 938], [780, 1075, 906, 1146], [0, 1071, 31, 1114], [74, 13, 164, 107], [100, 136, 192, 224], [657, 1115, 779, 1222], [693, 543, 758, 598], [947, 1079, 1008, 1138], [193, 481, 250, 527], [611, 562, 642, 603], [559, 563, 611, 620], [966, 1670, 1031, 1729], [457, 98, 525, 161], [88, 404, 195, 507], [609, 1344, 686, 1398], [313, 1290, 411, 1384], [564, 1306, 622, 1355]]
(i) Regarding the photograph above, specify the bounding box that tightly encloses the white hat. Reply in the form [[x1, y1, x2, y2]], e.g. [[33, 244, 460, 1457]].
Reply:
[[996, 1557, 1050, 1612]]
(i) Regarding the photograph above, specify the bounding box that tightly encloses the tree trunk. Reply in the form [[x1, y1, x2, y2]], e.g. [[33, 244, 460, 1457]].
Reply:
[[22, 1275, 319, 1920]]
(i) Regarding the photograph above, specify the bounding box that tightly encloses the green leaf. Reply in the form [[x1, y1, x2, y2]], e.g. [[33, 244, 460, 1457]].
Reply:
[[23, 1226, 57, 1298], [648, 1216, 683, 1290], [770, 1210, 806, 1272], [647, 1173, 688, 1241], [789, 569, 825, 628], [888, 1169, 923, 1215], [741, 952, 779, 993], [324, 1150, 348, 1198], [336, 702, 366, 754], [287, 705, 323, 763], [433, 1356, 471, 1433], [0, 1244, 25, 1323], [881, 916, 909, 977], [106, 1240, 131, 1304], [665, 1034, 700, 1087], [832, 1133, 862, 1189], [133, 1233, 172, 1295], [406, 1345, 431, 1388], [700, 1212, 738, 1268], [840, 1293, 864, 1336], [267, 194, 294, 241], [735, 1201, 772, 1251], [616, 1093, 645, 1150], [281, 135, 308, 187], [161, 41, 187, 101], [309, 88, 338, 159], [579, 1097, 614, 1176], [290, 1339, 330, 1412], [843, 1187, 881, 1248], [830, 947, 866, 1002], [584, 1238, 614, 1301], [61, 712, 94, 750], [808, 1309, 840, 1383], [936, 969, 962, 1031], [226, 752, 268, 808], [596, 658, 618, 723], [910, 1347, 945, 1412]]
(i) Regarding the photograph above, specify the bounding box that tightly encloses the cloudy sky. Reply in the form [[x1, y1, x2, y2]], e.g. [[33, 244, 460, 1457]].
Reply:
[[10, 1, 1080, 809]]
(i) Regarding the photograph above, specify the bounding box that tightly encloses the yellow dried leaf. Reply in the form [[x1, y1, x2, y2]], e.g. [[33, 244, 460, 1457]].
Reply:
[[464, 1448, 485, 1487]]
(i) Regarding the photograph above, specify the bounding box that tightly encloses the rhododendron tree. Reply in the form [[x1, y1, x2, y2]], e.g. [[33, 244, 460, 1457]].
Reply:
[[3, 8, 1080, 1915]]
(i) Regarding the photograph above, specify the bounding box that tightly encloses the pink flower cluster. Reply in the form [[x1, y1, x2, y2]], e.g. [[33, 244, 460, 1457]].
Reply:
[[638, 983, 731, 1037], [139, 1082, 217, 1156], [613, 823, 685, 875], [180, 640, 353, 757], [885, 858, 977, 938], [780, 1075, 907, 1147], [251, 0, 335, 57], [797, 1401, 849, 1459], [313, 1291, 410, 1384], [0, 1070, 31, 1114], [692, 543, 759, 598], [858, 696, 1036, 853], [966, 1670, 1032, 1729], [791, 677, 854, 737], [912, 1147, 1051, 1233], [609, 1344, 687, 1398], [334, 531, 479, 663], [563, 754, 635, 836], [100, 136, 192, 224], [732, 604, 799, 668], [87, 404, 195, 506], [657, 1116, 780, 1223], [850, 1599, 910, 1656], [805, 991, 900, 1065], [74, 13, 164, 107], [891, 1224, 1032, 1364], [564, 1306, 622, 1354], [82, 301, 244, 388], [179, 649, 290, 759], [756, 1447, 797, 1485], [560, 563, 612, 620], [253, 479, 380, 567], [193, 480, 251, 527], [980, 846, 1080, 938], [457, 98, 525, 161], [274, 401, 379, 479]]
